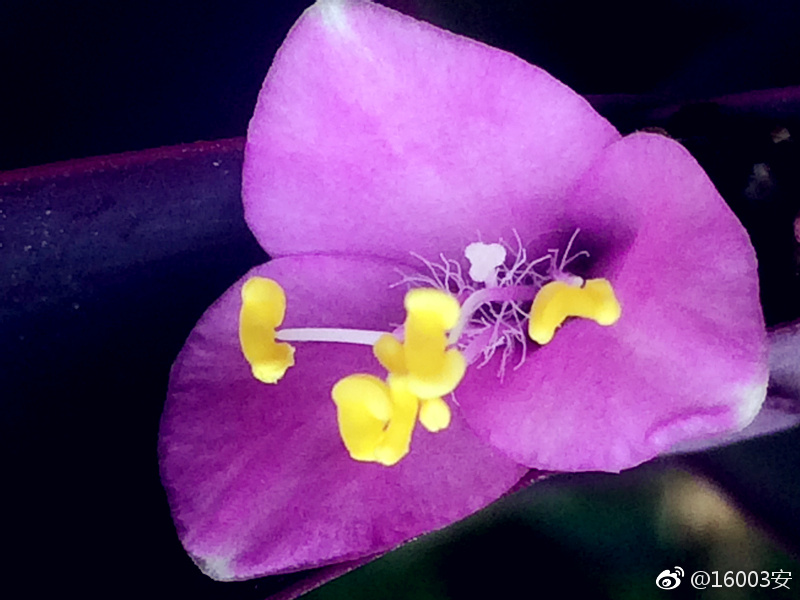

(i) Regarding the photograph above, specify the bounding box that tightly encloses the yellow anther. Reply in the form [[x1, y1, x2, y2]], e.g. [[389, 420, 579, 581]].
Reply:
[[331, 374, 421, 466], [331, 375, 393, 462], [373, 333, 407, 374], [407, 348, 465, 399], [419, 397, 451, 432], [404, 288, 461, 329], [528, 277, 621, 345], [331, 288, 465, 466], [373, 376, 419, 466], [239, 277, 296, 383], [402, 288, 466, 399]]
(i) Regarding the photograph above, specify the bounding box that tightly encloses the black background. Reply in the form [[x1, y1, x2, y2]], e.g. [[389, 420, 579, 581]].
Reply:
[[3, 0, 800, 172]]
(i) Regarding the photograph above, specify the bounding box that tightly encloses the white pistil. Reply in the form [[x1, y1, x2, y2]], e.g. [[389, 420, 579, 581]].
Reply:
[[448, 284, 537, 345], [276, 328, 385, 346], [465, 242, 507, 287]]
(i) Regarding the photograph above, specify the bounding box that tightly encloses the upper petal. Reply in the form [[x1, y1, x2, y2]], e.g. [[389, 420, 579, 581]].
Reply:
[[457, 133, 768, 472], [159, 254, 526, 580], [243, 0, 620, 262]]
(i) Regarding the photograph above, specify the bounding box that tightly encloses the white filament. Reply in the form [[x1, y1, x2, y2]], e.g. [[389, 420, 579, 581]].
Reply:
[[277, 327, 384, 346]]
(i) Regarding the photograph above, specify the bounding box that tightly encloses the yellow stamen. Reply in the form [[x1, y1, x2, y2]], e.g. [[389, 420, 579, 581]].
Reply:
[[528, 277, 621, 345], [331, 288, 465, 466], [331, 374, 393, 462], [403, 288, 466, 398], [373, 333, 407, 374], [239, 277, 296, 383], [331, 374, 421, 466], [373, 376, 420, 466], [419, 397, 451, 432]]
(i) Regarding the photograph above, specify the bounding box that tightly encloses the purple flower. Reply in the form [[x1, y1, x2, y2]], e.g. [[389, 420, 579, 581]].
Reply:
[[159, 0, 775, 584]]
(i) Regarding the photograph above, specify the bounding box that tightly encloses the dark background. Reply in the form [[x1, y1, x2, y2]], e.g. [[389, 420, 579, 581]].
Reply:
[[3, 0, 800, 172], [3, 1, 800, 599]]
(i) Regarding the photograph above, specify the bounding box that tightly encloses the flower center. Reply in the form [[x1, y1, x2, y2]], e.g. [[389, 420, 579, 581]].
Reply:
[[334, 289, 464, 465], [238, 230, 621, 465]]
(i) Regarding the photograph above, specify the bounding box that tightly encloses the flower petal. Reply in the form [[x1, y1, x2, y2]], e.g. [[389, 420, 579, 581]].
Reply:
[[159, 254, 527, 580], [243, 0, 619, 262], [457, 133, 768, 473]]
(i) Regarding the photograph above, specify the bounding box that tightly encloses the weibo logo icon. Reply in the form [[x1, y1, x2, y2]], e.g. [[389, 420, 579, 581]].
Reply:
[[656, 567, 684, 590]]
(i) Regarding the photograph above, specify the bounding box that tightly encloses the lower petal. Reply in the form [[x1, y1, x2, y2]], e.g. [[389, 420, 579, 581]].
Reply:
[[457, 133, 768, 472], [159, 254, 526, 580]]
